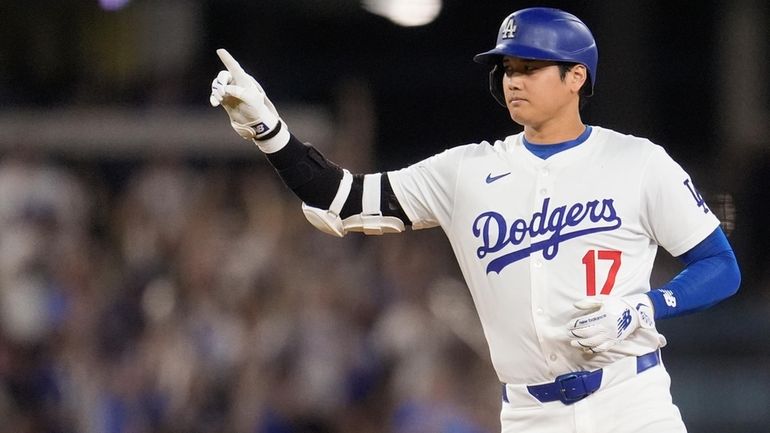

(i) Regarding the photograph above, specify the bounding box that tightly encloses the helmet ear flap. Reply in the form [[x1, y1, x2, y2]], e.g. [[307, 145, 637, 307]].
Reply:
[[489, 64, 506, 107]]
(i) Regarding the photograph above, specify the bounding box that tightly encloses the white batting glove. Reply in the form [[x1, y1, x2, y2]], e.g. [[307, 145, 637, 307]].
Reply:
[[210, 48, 289, 153], [567, 294, 655, 353]]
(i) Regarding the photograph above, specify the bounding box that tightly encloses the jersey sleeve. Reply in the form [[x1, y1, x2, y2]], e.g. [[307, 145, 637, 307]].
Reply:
[[386, 145, 468, 230], [640, 146, 720, 257]]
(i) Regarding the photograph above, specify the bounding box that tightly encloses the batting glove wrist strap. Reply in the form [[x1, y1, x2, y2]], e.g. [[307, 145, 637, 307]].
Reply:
[[245, 119, 289, 154], [626, 293, 655, 329], [567, 294, 654, 353]]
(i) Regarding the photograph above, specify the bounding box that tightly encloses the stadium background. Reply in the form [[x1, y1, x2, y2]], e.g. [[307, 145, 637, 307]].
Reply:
[[0, 1, 768, 432]]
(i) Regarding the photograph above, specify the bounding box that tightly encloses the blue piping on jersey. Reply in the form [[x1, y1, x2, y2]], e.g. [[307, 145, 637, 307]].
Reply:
[[523, 125, 593, 160]]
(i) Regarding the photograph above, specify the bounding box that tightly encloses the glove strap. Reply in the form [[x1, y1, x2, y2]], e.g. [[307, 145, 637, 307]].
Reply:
[[626, 294, 655, 329], [253, 121, 290, 154], [255, 120, 283, 141]]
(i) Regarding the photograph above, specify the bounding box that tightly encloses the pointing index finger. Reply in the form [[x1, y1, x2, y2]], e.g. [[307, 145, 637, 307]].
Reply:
[[216, 48, 249, 83]]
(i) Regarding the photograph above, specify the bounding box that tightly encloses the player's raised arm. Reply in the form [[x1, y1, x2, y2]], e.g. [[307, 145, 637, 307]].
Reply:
[[210, 49, 409, 237]]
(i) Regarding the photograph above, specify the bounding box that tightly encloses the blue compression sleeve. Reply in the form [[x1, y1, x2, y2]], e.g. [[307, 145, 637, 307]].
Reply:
[[647, 227, 741, 320]]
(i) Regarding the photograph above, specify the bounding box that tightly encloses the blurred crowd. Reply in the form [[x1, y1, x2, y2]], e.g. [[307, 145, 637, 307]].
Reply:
[[0, 151, 501, 433], [1, 3, 768, 433]]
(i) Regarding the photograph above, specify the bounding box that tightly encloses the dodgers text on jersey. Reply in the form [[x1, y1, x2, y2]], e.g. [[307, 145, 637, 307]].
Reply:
[[472, 197, 622, 274]]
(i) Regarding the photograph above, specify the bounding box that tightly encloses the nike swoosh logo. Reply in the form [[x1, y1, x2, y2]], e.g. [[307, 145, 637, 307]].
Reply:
[[486, 172, 511, 184]]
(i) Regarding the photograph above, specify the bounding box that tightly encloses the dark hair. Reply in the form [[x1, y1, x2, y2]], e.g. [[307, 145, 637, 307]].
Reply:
[[558, 62, 591, 108]]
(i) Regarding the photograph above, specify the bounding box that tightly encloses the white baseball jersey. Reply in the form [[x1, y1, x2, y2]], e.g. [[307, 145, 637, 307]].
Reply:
[[388, 125, 719, 385]]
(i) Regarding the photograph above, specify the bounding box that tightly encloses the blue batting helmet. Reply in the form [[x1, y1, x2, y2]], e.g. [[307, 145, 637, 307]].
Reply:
[[474, 7, 598, 106]]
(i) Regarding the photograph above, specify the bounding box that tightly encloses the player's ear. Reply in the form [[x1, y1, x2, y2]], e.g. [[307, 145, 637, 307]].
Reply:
[[569, 65, 588, 94]]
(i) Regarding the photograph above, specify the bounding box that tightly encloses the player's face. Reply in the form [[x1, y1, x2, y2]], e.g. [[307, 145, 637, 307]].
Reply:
[[501, 57, 580, 129]]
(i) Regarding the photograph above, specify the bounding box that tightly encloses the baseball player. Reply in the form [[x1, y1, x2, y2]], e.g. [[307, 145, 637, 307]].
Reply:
[[209, 7, 740, 433]]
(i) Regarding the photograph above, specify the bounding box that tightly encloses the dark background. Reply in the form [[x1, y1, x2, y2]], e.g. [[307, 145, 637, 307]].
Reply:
[[0, 1, 768, 433]]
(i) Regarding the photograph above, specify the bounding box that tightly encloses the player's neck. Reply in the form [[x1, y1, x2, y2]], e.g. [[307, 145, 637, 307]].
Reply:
[[523, 116, 585, 145]]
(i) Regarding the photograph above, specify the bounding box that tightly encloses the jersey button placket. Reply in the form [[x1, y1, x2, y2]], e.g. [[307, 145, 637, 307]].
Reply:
[[536, 164, 553, 197], [529, 251, 549, 357], [531, 167, 554, 367]]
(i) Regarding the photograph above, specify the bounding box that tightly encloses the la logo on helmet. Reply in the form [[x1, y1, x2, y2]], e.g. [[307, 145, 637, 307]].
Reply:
[[501, 18, 517, 39]]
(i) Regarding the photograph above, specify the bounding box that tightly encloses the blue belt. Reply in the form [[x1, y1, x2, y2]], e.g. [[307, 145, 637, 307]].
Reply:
[[503, 350, 661, 405]]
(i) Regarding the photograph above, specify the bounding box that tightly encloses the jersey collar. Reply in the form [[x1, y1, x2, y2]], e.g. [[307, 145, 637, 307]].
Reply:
[[523, 125, 593, 160]]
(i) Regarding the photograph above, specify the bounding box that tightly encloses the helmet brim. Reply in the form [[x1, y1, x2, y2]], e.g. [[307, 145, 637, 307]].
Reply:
[[473, 45, 595, 96], [473, 44, 584, 65]]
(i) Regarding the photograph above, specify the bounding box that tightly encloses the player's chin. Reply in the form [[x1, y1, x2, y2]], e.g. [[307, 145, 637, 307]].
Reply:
[[508, 110, 531, 126], [508, 107, 545, 128]]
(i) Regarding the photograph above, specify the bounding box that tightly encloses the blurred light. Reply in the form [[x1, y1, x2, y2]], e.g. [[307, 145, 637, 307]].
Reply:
[[362, 0, 442, 27], [99, 0, 131, 11]]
